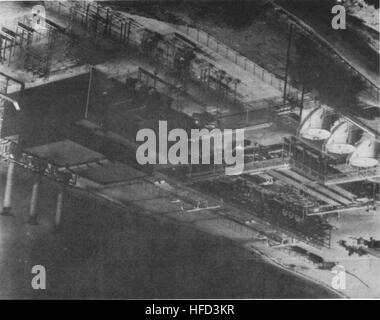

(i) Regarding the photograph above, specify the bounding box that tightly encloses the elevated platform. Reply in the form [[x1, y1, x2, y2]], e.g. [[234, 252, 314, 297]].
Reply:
[[324, 167, 380, 185], [187, 157, 290, 183], [306, 201, 377, 217], [26, 140, 105, 167], [279, 169, 354, 205], [268, 170, 341, 206]]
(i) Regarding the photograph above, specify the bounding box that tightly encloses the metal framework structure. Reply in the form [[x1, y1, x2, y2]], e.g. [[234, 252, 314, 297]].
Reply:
[[22, 19, 64, 77], [286, 136, 380, 185], [0, 72, 24, 153], [0, 26, 20, 65], [0, 10, 78, 77], [0, 140, 77, 187], [45, 1, 143, 47], [0, 71, 25, 95], [194, 175, 333, 248]]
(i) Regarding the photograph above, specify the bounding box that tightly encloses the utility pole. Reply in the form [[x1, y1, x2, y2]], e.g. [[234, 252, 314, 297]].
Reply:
[[299, 84, 305, 119], [85, 65, 94, 119], [283, 23, 293, 105]]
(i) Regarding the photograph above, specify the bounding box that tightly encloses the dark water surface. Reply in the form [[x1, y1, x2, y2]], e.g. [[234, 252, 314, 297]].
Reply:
[[26, 186, 338, 299]]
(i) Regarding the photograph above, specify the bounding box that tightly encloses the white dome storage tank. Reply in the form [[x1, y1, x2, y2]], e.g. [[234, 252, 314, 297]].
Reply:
[[349, 138, 379, 168], [325, 120, 357, 155], [299, 106, 337, 141]]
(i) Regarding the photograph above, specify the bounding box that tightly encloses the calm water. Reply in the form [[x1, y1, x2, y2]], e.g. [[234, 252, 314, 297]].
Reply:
[[24, 186, 338, 299]]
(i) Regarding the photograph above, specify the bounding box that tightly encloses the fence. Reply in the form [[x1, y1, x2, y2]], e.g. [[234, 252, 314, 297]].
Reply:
[[45, 2, 308, 113], [45, 1, 312, 132], [174, 24, 304, 102], [46, 2, 308, 104], [271, 1, 380, 102]]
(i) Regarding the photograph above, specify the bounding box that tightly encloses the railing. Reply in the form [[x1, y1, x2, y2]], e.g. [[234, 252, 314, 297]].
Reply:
[[187, 156, 290, 182], [306, 200, 377, 216], [243, 157, 290, 172], [289, 156, 380, 185], [325, 165, 380, 184]]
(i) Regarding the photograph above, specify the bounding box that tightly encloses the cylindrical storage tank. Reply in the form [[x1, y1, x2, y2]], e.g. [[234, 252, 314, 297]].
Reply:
[[349, 139, 379, 168], [299, 107, 338, 142], [325, 121, 356, 155]]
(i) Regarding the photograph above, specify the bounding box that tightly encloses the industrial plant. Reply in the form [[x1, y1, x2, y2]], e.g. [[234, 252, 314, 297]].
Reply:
[[0, 0, 379, 299]]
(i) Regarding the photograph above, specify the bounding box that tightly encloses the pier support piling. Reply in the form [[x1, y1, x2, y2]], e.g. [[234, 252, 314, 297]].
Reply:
[[1, 161, 15, 216], [28, 174, 41, 225], [55, 185, 64, 227]]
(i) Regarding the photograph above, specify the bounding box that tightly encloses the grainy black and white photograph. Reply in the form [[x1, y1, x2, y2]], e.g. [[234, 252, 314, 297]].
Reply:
[[0, 0, 379, 303]]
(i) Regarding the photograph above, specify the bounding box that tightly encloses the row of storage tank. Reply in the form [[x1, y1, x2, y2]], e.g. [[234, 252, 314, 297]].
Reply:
[[298, 106, 379, 168]]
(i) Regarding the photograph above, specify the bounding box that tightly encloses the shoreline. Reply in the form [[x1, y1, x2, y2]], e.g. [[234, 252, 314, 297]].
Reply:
[[83, 183, 348, 299], [246, 244, 347, 299]]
